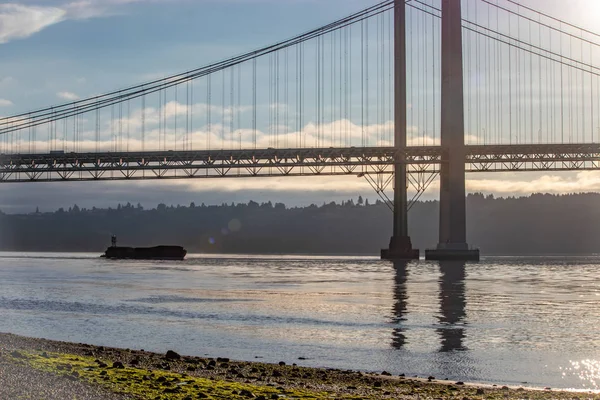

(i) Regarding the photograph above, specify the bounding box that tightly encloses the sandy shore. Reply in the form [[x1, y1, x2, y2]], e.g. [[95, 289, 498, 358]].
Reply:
[[0, 332, 597, 399]]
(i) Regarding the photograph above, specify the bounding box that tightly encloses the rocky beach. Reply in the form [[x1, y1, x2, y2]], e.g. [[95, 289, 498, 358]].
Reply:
[[0, 332, 597, 400]]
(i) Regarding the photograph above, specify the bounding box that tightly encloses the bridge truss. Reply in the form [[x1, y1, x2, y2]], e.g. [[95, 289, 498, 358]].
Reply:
[[1, 143, 599, 183]]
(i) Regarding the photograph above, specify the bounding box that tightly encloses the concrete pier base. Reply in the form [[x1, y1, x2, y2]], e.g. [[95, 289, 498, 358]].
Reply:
[[381, 236, 420, 260], [425, 247, 480, 261]]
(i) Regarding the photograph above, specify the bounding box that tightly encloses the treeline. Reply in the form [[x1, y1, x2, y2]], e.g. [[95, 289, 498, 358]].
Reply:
[[1, 193, 600, 255]]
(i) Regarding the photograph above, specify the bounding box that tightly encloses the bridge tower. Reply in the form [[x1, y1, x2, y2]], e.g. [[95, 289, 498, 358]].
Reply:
[[381, 0, 419, 260], [425, 0, 479, 261]]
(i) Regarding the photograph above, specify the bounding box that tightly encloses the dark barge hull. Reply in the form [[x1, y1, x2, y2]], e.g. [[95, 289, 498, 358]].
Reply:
[[102, 246, 187, 260]]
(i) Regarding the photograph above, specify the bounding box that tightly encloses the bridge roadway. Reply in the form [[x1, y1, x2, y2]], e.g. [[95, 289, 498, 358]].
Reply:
[[0, 143, 599, 182]]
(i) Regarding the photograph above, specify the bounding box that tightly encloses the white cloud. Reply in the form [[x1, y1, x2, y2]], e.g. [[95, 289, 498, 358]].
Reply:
[[63, 0, 114, 19], [466, 171, 600, 195], [57, 91, 80, 101], [0, 1, 181, 44], [0, 4, 66, 44], [0, 99, 13, 107]]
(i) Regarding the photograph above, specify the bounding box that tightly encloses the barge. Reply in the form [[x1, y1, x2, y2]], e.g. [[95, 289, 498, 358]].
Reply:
[[101, 236, 187, 260]]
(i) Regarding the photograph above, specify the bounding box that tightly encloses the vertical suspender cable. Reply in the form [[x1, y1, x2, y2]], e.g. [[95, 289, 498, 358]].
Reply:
[[238, 64, 241, 150], [421, 4, 425, 146], [285, 48, 289, 148], [316, 38, 319, 147], [538, 19, 542, 143], [159, 85, 163, 151], [376, 13, 380, 146], [222, 70, 225, 149], [331, 31, 335, 146], [509, 11, 512, 144], [366, 18, 369, 147], [477, 0, 481, 144], [466, 0, 472, 144], [432, 2, 436, 144], [361, 20, 365, 147], [560, 22, 564, 143], [191, 78, 194, 150], [174, 86, 177, 151], [253, 59, 257, 149], [516, 5, 520, 144], [529, 20, 533, 143], [568, 33, 573, 143], [142, 92, 146, 152], [127, 100, 130, 152], [208, 74, 212, 150], [348, 24, 352, 147], [230, 67, 234, 148], [549, 25, 554, 142], [300, 42, 304, 148], [111, 105, 115, 152], [497, 0, 502, 144], [581, 30, 585, 143], [409, 6, 413, 145], [582, 33, 598, 143], [186, 80, 190, 151]]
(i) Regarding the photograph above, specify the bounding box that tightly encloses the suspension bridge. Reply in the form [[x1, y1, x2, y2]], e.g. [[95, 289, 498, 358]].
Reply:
[[1, 0, 600, 260]]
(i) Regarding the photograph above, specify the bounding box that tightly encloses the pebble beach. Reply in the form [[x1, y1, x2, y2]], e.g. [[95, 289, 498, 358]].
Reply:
[[1, 332, 598, 400]]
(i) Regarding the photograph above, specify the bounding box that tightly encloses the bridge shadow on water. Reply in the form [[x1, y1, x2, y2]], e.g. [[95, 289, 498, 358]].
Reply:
[[391, 261, 467, 353]]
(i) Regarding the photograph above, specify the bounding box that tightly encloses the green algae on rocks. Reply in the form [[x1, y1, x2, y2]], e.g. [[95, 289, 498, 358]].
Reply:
[[5, 347, 599, 400], [14, 351, 355, 399]]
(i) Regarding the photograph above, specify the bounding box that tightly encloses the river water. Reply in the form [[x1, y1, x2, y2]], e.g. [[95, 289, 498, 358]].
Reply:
[[0, 253, 598, 390]]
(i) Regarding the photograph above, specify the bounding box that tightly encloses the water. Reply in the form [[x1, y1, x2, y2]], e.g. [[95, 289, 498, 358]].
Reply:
[[0, 253, 598, 390]]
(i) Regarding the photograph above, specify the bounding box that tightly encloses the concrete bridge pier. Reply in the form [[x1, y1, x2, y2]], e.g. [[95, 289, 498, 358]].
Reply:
[[381, 0, 419, 260], [425, 0, 479, 261]]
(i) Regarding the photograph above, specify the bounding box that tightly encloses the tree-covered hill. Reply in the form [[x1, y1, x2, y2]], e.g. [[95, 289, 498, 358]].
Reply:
[[1, 193, 599, 255]]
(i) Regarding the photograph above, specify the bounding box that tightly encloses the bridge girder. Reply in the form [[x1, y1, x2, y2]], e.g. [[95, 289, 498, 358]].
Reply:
[[0, 144, 599, 182]]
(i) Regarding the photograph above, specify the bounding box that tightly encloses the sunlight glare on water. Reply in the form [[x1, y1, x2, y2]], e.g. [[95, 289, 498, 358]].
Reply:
[[564, 360, 600, 391]]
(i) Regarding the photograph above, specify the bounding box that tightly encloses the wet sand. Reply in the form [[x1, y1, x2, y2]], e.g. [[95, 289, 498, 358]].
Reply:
[[0, 332, 597, 399]]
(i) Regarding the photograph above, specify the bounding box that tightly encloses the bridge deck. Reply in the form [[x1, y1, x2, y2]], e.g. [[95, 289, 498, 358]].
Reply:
[[0, 144, 599, 182]]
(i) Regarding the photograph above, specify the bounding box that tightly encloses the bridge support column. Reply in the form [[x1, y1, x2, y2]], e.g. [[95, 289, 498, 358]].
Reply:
[[382, 0, 419, 260], [425, 0, 479, 261]]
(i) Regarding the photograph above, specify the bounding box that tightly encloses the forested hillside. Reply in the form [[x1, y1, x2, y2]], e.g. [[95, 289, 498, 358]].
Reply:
[[1, 193, 599, 255]]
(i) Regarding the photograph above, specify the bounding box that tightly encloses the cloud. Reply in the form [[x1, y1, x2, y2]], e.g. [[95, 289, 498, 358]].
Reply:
[[0, 1, 180, 44], [57, 91, 80, 100], [146, 171, 600, 199], [0, 99, 13, 107], [0, 4, 66, 44], [466, 171, 600, 195], [63, 0, 115, 19]]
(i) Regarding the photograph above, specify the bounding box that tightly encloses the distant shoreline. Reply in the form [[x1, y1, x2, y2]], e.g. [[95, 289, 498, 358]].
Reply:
[[4, 193, 600, 255], [2, 250, 600, 258], [0, 332, 594, 399]]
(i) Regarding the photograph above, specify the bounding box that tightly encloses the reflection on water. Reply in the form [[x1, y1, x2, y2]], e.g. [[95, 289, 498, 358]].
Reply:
[[0, 252, 598, 390], [390, 261, 408, 349], [437, 261, 466, 352], [390, 261, 467, 353]]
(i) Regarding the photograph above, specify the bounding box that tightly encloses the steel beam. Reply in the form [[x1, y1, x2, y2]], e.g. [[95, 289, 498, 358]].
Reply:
[[0, 145, 599, 182]]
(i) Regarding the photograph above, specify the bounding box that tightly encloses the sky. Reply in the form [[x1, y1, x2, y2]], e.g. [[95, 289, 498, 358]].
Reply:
[[1, 0, 600, 213]]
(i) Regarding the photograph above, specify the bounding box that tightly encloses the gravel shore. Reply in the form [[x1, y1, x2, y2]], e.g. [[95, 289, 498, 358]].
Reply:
[[1, 332, 597, 399]]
